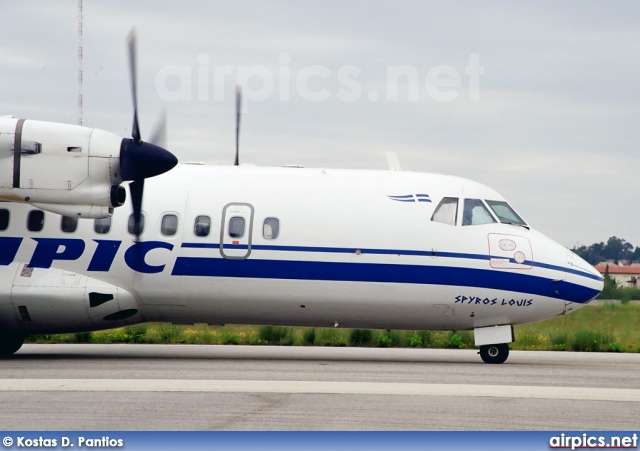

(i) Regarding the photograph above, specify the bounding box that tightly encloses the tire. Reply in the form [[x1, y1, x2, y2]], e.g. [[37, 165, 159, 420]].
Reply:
[[479, 343, 509, 364], [0, 331, 25, 357]]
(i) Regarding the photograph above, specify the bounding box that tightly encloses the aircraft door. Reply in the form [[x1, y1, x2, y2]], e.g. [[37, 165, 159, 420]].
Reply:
[[220, 203, 254, 259]]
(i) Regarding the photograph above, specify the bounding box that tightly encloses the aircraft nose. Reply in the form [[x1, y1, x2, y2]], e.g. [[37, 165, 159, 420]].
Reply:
[[565, 251, 604, 304]]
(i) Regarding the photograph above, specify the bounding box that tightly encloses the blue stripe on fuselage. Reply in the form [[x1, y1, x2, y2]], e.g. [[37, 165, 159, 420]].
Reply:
[[180, 242, 602, 282], [171, 256, 598, 303]]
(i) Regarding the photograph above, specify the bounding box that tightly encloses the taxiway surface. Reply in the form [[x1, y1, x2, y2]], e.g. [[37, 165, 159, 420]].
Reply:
[[0, 344, 638, 430]]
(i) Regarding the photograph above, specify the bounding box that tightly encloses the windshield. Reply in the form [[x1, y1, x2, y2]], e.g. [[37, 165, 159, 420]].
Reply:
[[462, 199, 496, 226], [485, 200, 527, 226]]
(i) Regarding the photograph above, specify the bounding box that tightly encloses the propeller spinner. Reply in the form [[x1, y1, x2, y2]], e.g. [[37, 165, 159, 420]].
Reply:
[[120, 29, 178, 240]]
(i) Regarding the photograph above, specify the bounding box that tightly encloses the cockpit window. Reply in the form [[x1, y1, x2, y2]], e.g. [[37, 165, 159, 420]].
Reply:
[[486, 200, 527, 226], [462, 199, 496, 226], [431, 197, 458, 225]]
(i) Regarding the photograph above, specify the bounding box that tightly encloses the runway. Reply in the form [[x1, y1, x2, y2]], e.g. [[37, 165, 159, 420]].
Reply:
[[1, 344, 639, 430]]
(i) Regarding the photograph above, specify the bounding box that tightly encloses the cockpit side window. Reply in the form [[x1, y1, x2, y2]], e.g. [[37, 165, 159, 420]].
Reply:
[[462, 199, 496, 226], [431, 197, 458, 226], [486, 200, 527, 226]]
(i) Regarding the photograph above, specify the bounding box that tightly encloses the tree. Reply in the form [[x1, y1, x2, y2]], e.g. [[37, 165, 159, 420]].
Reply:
[[572, 237, 636, 265], [598, 265, 620, 299]]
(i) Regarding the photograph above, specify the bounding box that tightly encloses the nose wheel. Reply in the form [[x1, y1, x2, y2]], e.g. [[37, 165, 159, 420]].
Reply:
[[479, 343, 509, 364]]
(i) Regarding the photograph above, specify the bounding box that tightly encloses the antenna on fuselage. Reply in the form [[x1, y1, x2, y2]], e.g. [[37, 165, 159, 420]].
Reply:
[[385, 151, 402, 171], [234, 85, 242, 166]]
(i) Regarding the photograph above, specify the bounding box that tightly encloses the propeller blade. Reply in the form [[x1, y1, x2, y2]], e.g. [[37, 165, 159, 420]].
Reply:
[[129, 179, 144, 241], [234, 85, 242, 166], [119, 29, 178, 245], [121, 29, 176, 182], [127, 28, 141, 142], [149, 109, 167, 149]]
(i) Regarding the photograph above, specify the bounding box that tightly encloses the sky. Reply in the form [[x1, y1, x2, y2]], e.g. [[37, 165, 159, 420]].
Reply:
[[1, 1, 639, 248]]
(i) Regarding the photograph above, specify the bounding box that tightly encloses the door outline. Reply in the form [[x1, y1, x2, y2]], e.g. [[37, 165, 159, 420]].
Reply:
[[220, 202, 254, 260]]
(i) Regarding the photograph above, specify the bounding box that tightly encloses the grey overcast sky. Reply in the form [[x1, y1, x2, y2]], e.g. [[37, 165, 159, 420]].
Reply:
[[1, 1, 639, 248]]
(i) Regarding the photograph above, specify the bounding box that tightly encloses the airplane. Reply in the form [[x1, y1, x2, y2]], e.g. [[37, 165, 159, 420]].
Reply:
[[0, 31, 603, 364]]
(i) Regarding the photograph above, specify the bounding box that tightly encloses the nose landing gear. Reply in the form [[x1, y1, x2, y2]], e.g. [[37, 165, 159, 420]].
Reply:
[[479, 343, 509, 364]]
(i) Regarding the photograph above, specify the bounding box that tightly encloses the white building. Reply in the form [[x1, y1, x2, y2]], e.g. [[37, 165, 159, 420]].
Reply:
[[594, 264, 640, 288]]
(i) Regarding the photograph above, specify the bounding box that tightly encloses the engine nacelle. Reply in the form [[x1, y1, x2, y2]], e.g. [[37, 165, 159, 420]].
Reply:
[[0, 263, 142, 334], [0, 117, 124, 218]]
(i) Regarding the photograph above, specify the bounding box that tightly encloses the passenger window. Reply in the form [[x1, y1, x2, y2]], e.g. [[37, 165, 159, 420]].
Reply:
[[431, 197, 458, 225], [94, 217, 112, 234], [0, 209, 9, 231], [462, 199, 496, 226], [194, 215, 211, 237], [27, 210, 45, 232], [263, 218, 280, 240], [228, 217, 245, 238], [127, 214, 145, 235], [61, 216, 78, 233], [486, 200, 527, 226], [161, 214, 178, 236]]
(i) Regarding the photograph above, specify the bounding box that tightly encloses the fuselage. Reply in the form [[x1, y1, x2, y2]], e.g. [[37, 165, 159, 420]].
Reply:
[[0, 164, 603, 335]]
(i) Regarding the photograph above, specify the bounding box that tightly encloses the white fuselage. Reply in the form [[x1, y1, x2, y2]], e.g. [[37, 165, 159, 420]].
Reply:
[[0, 164, 603, 335]]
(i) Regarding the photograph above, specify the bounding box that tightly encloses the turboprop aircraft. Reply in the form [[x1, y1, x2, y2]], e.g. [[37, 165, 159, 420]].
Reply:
[[0, 32, 603, 363]]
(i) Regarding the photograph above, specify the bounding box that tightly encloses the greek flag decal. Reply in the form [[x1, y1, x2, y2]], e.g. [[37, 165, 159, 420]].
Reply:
[[387, 194, 431, 203]]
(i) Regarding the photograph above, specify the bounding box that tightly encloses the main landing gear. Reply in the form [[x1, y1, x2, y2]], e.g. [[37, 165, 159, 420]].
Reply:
[[479, 343, 510, 364], [0, 329, 25, 357]]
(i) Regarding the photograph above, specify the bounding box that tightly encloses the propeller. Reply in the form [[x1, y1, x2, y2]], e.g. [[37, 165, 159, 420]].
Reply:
[[234, 85, 242, 166], [149, 109, 167, 150], [120, 29, 177, 241]]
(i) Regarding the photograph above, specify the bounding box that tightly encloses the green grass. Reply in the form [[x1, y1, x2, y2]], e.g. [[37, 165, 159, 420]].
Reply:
[[512, 303, 640, 352], [26, 303, 640, 353]]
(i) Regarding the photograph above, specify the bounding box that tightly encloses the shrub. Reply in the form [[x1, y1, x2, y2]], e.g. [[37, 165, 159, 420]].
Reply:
[[442, 332, 464, 349], [189, 329, 216, 345], [317, 328, 346, 346], [418, 331, 433, 347], [258, 326, 293, 345], [517, 332, 543, 350], [458, 330, 474, 347], [598, 267, 619, 299], [73, 332, 92, 343], [26, 334, 54, 343], [407, 332, 424, 347], [158, 324, 185, 343], [549, 332, 569, 351], [570, 330, 612, 352], [605, 302, 618, 311], [350, 329, 373, 346], [608, 342, 623, 353], [222, 332, 240, 345], [302, 328, 316, 345], [621, 288, 640, 304], [123, 324, 147, 343], [376, 334, 393, 347], [376, 330, 401, 347]]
